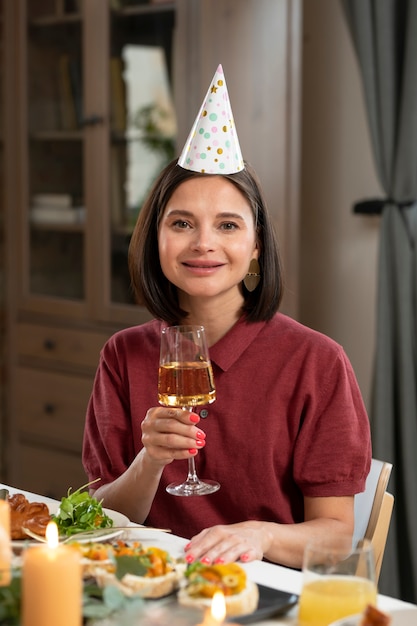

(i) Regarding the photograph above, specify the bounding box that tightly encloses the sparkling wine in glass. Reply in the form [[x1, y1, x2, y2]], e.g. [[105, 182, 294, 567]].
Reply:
[[158, 325, 220, 496]]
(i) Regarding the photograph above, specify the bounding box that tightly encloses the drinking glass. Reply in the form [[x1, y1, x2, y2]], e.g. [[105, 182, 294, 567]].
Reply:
[[158, 325, 220, 496], [298, 536, 377, 626]]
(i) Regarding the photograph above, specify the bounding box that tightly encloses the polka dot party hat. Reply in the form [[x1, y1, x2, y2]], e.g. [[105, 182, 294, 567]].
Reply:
[[178, 64, 244, 174]]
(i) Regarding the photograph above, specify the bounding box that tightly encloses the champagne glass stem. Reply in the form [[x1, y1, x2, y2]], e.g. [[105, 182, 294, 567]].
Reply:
[[186, 456, 199, 485], [165, 405, 220, 496], [184, 407, 203, 488]]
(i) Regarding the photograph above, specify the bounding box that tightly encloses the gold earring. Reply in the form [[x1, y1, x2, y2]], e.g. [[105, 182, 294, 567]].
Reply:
[[243, 258, 261, 292]]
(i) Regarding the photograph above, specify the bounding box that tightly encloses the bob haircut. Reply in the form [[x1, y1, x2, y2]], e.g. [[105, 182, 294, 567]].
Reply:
[[128, 158, 284, 324]]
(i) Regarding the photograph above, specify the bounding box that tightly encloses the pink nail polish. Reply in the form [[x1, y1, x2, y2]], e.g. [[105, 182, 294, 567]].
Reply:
[[196, 430, 206, 439], [189, 414, 199, 423], [240, 553, 250, 562], [185, 542, 192, 551], [186, 554, 195, 564], [188, 448, 197, 455], [196, 440, 205, 447], [201, 557, 211, 565], [214, 558, 224, 564]]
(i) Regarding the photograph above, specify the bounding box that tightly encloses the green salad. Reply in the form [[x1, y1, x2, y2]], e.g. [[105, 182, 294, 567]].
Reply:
[[51, 479, 114, 537]]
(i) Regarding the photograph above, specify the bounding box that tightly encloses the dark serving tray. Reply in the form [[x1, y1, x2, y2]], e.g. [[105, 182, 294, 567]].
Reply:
[[229, 584, 298, 624]]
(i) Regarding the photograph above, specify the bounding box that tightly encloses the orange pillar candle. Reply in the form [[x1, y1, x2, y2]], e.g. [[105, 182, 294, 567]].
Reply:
[[0, 499, 11, 586], [22, 521, 82, 626]]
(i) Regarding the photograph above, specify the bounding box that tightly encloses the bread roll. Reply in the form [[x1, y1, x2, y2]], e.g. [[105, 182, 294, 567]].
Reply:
[[177, 562, 259, 617]]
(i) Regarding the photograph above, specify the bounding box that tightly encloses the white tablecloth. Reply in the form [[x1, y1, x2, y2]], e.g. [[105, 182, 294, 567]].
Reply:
[[3, 482, 417, 625]]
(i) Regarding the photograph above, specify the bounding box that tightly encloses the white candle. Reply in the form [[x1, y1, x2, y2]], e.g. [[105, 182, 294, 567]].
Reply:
[[0, 500, 11, 586], [22, 521, 82, 626]]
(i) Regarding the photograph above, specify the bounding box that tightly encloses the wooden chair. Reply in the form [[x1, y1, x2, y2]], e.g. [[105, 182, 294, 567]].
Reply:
[[354, 458, 394, 581]]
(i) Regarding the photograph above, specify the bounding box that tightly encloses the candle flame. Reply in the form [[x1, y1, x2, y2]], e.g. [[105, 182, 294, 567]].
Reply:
[[211, 591, 226, 623], [45, 521, 59, 548]]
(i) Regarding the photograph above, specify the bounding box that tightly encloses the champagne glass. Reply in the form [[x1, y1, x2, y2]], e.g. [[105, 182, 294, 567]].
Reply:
[[158, 325, 220, 496], [298, 536, 377, 626]]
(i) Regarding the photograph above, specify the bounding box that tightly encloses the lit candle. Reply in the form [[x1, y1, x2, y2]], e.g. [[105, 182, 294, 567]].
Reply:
[[0, 500, 11, 586], [211, 592, 227, 624], [22, 521, 82, 626], [201, 591, 227, 626]]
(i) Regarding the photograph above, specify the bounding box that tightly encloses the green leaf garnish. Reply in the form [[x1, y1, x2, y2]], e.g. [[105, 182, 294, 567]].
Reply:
[[114, 555, 151, 580], [51, 479, 114, 536]]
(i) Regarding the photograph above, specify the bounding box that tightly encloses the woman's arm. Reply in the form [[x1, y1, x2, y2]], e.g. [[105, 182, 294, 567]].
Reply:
[[89, 406, 206, 524], [183, 495, 354, 569]]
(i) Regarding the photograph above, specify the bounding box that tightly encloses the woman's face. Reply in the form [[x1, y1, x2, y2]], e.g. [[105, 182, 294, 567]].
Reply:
[[158, 176, 259, 308]]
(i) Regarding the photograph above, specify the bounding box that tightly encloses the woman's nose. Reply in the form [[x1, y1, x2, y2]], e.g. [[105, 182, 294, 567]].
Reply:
[[190, 227, 216, 251]]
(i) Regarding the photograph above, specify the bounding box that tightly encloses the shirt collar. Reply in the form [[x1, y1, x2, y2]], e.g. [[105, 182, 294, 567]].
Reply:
[[209, 316, 266, 372]]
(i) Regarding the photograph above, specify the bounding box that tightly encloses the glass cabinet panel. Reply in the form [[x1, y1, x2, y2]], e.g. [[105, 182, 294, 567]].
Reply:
[[109, 1, 176, 305], [27, 0, 84, 300]]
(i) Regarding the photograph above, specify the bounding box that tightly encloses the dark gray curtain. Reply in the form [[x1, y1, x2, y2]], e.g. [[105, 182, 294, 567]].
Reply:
[[341, 0, 417, 602]]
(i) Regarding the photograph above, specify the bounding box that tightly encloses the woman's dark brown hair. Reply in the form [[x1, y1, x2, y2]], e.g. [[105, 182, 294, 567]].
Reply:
[[128, 158, 284, 324]]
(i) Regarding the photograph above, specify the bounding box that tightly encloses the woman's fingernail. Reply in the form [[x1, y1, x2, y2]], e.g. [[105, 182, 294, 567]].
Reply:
[[185, 542, 192, 551], [186, 554, 195, 564], [196, 439, 205, 447], [214, 558, 224, 564], [188, 448, 197, 455], [196, 430, 206, 439], [201, 557, 211, 565], [189, 413, 199, 423], [240, 553, 250, 562]]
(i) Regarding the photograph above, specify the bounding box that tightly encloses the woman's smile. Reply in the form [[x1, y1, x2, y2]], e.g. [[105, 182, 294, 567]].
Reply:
[[181, 260, 226, 273]]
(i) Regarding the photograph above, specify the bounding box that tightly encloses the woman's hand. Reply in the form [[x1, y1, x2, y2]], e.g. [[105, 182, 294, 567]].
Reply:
[[183, 521, 272, 565], [183, 497, 355, 569], [141, 407, 206, 466]]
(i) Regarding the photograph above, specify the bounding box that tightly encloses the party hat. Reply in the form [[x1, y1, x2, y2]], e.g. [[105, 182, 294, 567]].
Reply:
[[178, 64, 244, 174]]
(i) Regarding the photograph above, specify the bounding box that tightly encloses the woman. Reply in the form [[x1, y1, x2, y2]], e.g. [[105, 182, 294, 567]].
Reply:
[[82, 66, 371, 569]]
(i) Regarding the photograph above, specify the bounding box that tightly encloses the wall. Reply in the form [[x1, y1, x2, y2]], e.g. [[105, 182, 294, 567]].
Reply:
[[300, 0, 383, 410]]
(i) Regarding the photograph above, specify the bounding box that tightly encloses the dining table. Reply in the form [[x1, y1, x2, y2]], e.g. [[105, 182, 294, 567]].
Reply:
[[3, 481, 417, 626]]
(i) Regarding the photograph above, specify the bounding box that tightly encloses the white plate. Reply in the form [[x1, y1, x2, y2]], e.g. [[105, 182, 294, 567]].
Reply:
[[122, 527, 188, 560], [330, 607, 417, 626], [12, 502, 130, 548]]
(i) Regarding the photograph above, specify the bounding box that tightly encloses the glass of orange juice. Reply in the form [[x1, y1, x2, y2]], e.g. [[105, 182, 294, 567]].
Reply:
[[298, 536, 377, 626]]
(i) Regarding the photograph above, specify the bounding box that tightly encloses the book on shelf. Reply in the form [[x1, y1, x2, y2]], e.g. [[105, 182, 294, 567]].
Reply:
[[32, 193, 73, 208], [110, 57, 127, 133], [57, 54, 83, 130], [30, 206, 86, 225], [111, 145, 126, 227], [58, 54, 78, 131], [69, 57, 83, 128]]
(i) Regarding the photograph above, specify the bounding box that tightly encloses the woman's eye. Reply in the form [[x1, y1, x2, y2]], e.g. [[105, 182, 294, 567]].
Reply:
[[220, 222, 238, 230], [172, 220, 191, 229]]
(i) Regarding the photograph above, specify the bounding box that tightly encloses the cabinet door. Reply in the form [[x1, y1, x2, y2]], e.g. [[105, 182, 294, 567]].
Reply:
[[85, 0, 176, 326], [10, 0, 174, 324], [19, 0, 87, 317]]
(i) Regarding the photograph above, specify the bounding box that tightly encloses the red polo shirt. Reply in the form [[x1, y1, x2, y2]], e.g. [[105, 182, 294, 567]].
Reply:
[[82, 313, 371, 538]]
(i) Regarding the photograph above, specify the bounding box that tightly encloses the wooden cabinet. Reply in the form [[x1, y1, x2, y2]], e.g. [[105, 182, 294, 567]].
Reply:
[[4, 0, 176, 497], [3, 0, 301, 498]]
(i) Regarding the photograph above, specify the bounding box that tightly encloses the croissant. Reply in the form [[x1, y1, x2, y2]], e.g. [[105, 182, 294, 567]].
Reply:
[[8, 493, 51, 540], [360, 605, 392, 626]]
